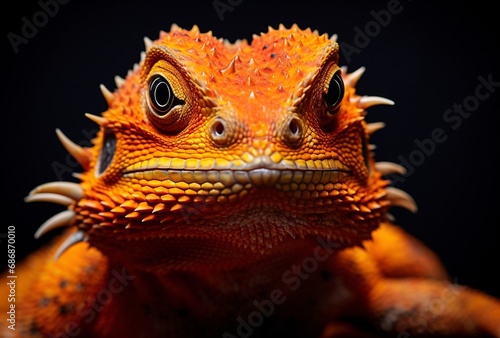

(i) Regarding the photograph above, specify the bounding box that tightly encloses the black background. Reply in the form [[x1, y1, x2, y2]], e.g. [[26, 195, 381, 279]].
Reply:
[[2, 1, 499, 299]]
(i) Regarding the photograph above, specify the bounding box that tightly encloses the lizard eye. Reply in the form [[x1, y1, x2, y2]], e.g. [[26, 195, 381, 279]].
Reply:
[[324, 70, 344, 111], [319, 69, 345, 132], [148, 74, 185, 115], [146, 73, 187, 133]]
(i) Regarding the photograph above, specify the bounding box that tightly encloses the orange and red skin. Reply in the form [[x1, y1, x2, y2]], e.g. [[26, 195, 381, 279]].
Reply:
[[2, 25, 500, 337]]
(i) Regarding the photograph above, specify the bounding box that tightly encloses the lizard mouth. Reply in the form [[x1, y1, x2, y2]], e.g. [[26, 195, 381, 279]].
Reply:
[[25, 156, 354, 259], [122, 156, 352, 188]]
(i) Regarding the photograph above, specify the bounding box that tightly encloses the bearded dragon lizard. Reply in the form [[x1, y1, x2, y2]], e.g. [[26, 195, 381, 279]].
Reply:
[[2, 24, 500, 338]]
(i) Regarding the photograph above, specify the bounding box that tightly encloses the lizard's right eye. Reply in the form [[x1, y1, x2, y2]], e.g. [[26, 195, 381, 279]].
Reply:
[[145, 73, 188, 133], [148, 74, 185, 116]]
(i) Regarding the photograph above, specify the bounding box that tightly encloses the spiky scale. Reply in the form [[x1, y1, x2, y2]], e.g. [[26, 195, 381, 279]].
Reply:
[[54, 230, 87, 260], [55, 129, 92, 170], [34, 210, 76, 239], [100, 83, 114, 104], [29, 181, 84, 201]]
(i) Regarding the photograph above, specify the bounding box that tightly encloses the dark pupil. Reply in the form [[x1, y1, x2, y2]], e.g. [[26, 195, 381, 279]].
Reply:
[[149, 75, 175, 114], [325, 71, 344, 108]]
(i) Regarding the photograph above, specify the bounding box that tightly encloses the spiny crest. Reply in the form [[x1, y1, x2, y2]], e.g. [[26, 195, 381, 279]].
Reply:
[[102, 24, 338, 107], [143, 24, 336, 100], [255, 23, 332, 55]]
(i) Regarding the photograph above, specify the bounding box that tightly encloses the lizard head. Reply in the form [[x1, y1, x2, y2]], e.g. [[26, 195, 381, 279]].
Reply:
[[28, 24, 415, 269]]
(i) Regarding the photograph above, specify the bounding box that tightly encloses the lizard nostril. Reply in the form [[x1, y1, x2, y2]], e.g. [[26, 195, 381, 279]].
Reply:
[[289, 118, 300, 135], [283, 116, 303, 147], [213, 120, 225, 137], [209, 117, 232, 146]]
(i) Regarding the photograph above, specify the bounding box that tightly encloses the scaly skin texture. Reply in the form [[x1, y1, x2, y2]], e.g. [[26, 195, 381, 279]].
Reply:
[[2, 24, 500, 337]]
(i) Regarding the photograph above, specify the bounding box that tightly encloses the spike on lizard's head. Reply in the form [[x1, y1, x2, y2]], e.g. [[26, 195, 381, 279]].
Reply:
[[27, 24, 416, 269]]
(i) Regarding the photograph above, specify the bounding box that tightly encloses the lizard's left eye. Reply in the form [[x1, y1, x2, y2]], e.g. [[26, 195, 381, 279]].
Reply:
[[319, 69, 345, 132], [324, 70, 344, 111]]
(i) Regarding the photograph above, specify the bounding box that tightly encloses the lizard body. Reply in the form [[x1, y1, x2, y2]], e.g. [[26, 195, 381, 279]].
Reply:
[[2, 24, 500, 337]]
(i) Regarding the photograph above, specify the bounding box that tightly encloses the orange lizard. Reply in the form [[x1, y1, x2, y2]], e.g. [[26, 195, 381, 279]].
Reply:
[[2, 24, 500, 338]]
